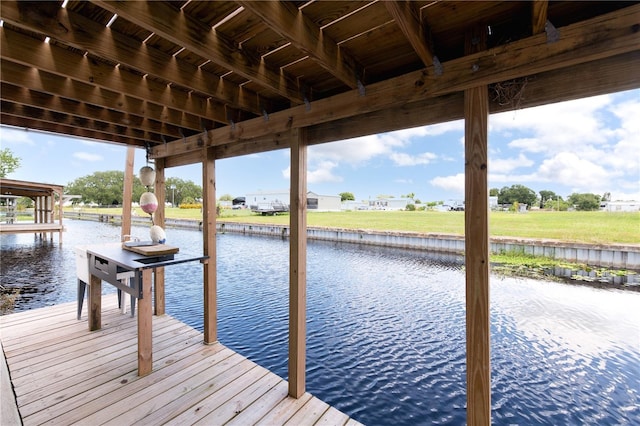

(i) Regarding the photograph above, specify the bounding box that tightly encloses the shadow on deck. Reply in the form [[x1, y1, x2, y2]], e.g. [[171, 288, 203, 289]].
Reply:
[[0, 296, 362, 425]]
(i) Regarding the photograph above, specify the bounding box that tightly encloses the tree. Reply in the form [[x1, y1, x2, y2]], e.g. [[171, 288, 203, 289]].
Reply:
[[498, 184, 538, 208], [539, 190, 557, 209], [489, 188, 499, 196], [65, 171, 142, 206], [0, 148, 21, 178], [339, 192, 355, 202], [165, 177, 202, 207], [219, 194, 233, 201], [568, 193, 601, 211]]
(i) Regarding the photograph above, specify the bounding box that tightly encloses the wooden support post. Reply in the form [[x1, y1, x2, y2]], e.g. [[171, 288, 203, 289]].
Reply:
[[88, 273, 101, 331], [465, 27, 491, 426], [202, 147, 217, 344], [154, 159, 166, 316], [288, 127, 307, 398], [121, 147, 135, 242], [138, 268, 153, 376]]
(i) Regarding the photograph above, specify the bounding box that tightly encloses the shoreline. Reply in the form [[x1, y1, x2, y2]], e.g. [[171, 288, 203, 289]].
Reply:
[[60, 212, 639, 290]]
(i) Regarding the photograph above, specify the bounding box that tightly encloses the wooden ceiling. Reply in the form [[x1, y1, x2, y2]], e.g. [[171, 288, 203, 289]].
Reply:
[[1, 1, 639, 166]]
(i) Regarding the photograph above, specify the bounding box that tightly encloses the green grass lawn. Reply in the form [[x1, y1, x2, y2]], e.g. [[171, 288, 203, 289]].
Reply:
[[71, 207, 640, 245]]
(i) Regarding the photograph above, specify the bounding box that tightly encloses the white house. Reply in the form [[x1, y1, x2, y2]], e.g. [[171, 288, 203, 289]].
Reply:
[[368, 198, 413, 210], [602, 201, 640, 212], [246, 190, 341, 212], [307, 192, 341, 211]]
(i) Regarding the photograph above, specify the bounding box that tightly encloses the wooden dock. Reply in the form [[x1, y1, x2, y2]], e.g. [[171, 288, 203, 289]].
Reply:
[[0, 296, 362, 425]]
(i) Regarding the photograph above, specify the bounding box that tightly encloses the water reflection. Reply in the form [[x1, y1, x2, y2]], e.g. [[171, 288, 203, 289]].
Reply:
[[1, 220, 639, 425]]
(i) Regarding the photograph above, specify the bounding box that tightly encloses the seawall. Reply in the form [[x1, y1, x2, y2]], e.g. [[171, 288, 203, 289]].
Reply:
[[63, 212, 640, 270]]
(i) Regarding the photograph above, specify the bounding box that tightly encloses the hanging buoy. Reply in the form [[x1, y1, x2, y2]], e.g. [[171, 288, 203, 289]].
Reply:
[[140, 191, 158, 214], [150, 225, 166, 244], [139, 166, 156, 187]]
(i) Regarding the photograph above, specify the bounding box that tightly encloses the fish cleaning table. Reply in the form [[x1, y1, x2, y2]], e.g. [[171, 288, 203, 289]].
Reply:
[[85, 243, 207, 376]]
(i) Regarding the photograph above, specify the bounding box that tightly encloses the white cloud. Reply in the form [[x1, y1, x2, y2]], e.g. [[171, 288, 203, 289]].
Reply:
[[430, 173, 465, 196], [495, 94, 614, 155], [390, 151, 437, 166], [536, 152, 610, 191], [281, 160, 343, 184], [73, 152, 103, 162], [0, 127, 35, 146], [490, 153, 534, 174]]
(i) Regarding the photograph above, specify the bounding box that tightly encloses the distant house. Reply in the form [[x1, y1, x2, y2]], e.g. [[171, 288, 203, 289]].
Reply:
[[341, 200, 369, 210], [246, 190, 341, 212], [307, 192, 341, 211], [368, 198, 413, 211], [601, 201, 640, 212]]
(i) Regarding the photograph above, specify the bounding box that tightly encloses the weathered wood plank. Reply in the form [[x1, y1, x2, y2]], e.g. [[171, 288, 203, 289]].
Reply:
[[2, 300, 359, 426], [195, 367, 283, 426], [284, 396, 330, 425], [289, 127, 308, 398], [464, 27, 491, 426], [225, 380, 290, 425], [256, 392, 313, 425], [20, 330, 207, 423]]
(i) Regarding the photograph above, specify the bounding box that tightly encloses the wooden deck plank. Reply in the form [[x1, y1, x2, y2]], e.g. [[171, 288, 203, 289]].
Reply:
[[1, 299, 362, 426], [314, 406, 351, 425], [16, 321, 196, 412], [161, 363, 270, 425], [21, 331, 207, 423], [195, 371, 284, 425], [256, 392, 314, 425], [285, 396, 331, 426]]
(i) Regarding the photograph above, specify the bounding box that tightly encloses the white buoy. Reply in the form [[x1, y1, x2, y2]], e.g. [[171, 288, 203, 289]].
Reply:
[[149, 225, 166, 244], [140, 191, 158, 214], [139, 166, 156, 187]]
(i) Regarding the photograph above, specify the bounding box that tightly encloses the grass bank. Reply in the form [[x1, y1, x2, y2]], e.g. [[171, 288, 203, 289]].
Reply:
[[68, 208, 640, 245]]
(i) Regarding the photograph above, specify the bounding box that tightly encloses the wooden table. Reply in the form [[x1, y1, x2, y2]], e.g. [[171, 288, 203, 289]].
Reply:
[[85, 243, 207, 376]]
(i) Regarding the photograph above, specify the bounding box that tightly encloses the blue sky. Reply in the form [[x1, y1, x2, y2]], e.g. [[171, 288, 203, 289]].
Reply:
[[1, 88, 638, 203]]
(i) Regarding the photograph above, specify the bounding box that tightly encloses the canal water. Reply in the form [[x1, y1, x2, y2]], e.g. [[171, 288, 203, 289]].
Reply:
[[1, 220, 639, 425]]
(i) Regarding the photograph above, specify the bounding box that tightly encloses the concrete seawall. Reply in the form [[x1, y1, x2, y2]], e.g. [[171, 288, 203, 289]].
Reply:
[[63, 213, 640, 270]]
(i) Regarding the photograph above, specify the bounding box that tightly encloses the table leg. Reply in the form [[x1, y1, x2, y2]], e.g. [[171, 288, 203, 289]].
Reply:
[[154, 267, 165, 316], [138, 268, 153, 376], [88, 274, 102, 331]]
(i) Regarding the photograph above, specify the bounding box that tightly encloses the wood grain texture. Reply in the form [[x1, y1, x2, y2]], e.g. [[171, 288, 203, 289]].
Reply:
[[203, 146, 218, 344], [0, 297, 361, 425], [464, 26, 491, 426], [289, 127, 308, 398]]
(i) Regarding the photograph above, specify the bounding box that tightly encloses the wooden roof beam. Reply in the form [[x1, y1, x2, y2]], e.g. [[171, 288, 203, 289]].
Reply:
[[0, 114, 148, 147], [1, 101, 162, 143], [385, 1, 439, 72], [0, 83, 184, 140], [0, 26, 224, 128], [150, 4, 640, 159], [532, 0, 549, 35], [238, 1, 361, 89], [0, 59, 208, 134], [91, 0, 305, 104], [0, 0, 263, 118]]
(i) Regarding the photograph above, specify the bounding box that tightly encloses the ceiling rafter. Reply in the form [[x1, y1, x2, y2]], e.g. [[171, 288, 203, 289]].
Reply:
[[0, 59, 208, 134], [0, 26, 223, 129], [237, 1, 362, 89], [0, 1, 258, 122], [384, 1, 437, 70], [90, 0, 306, 104], [0, 82, 184, 139], [151, 4, 640, 159], [532, 0, 549, 35], [0, 113, 148, 147], [1, 101, 160, 143]]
